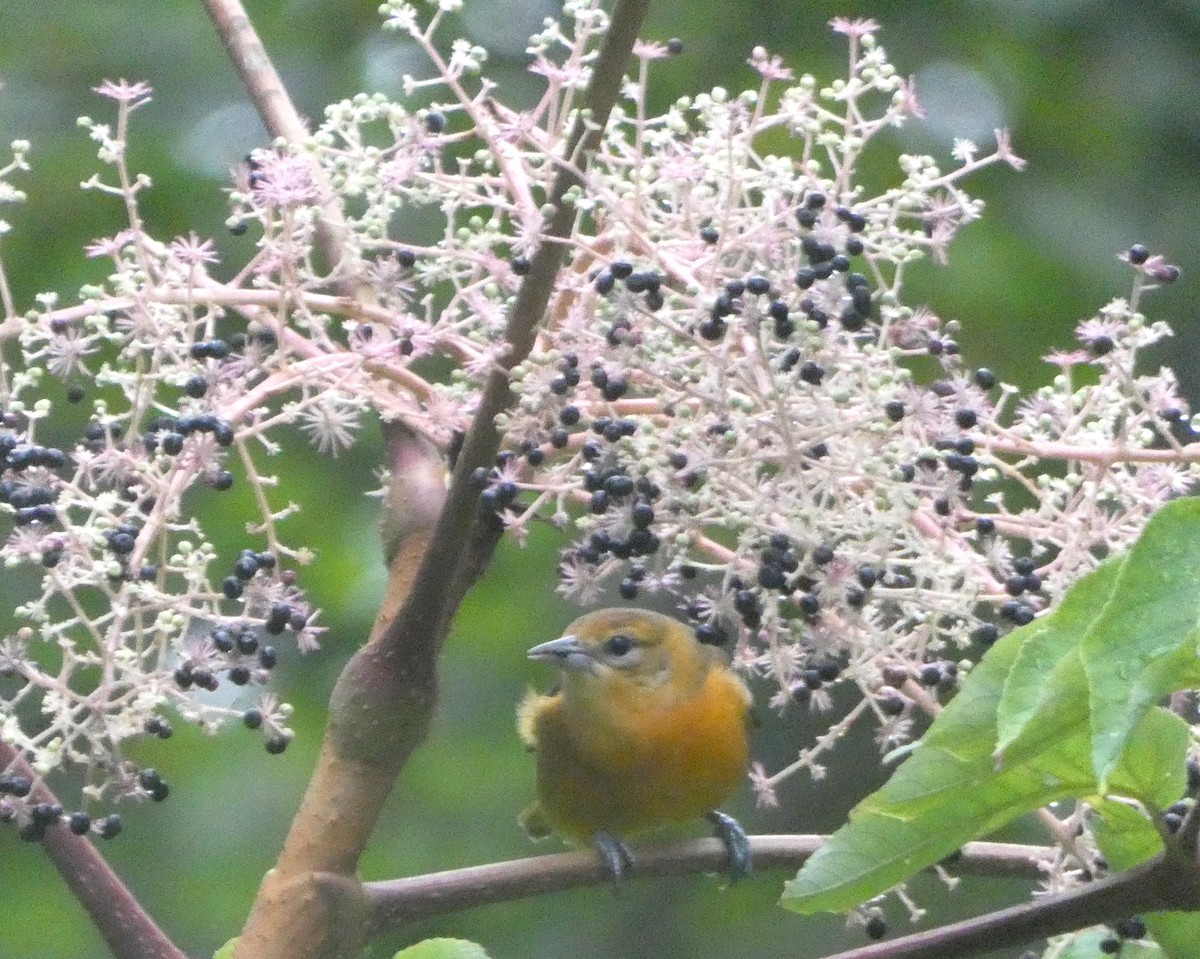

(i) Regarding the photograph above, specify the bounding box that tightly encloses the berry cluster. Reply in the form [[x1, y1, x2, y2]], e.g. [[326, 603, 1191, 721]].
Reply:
[[1, 6, 1194, 835]]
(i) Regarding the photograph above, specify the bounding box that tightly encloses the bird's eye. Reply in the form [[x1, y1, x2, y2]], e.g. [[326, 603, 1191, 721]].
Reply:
[[603, 633, 636, 658]]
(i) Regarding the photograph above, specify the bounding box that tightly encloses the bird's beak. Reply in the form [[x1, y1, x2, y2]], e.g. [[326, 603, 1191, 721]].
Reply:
[[527, 634, 598, 673]]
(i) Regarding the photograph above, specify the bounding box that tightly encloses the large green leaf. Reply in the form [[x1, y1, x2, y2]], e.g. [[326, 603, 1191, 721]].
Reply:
[[998, 498, 1200, 785], [782, 695, 1185, 912], [1078, 499, 1200, 786], [783, 620, 1071, 911], [782, 499, 1200, 914], [996, 560, 1122, 757]]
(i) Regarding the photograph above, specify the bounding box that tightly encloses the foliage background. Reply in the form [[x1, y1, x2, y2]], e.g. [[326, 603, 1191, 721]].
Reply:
[[1, 1, 1197, 957]]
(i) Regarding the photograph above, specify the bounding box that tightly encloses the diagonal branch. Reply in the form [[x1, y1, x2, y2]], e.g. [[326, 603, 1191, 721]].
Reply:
[[373, 0, 652, 660], [8, 6, 357, 958], [202, 0, 357, 280], [0, 741, 187, 959], [223, 4, 651, 958], [201, 0, 309, 143], [814, 839, 1200, 959]]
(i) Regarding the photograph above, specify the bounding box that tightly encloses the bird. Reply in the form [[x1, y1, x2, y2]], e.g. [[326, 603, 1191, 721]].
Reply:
[[517, 608, 753, 881]]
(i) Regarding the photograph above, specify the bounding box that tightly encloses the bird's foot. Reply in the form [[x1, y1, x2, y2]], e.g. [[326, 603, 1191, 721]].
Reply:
[[592, 829, 635, 883], [706, 810, 752, 882]]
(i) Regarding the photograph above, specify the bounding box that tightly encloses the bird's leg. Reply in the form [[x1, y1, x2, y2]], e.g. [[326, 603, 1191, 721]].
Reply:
[[706, 810, 752, 881], [592, 829, 635, 882]]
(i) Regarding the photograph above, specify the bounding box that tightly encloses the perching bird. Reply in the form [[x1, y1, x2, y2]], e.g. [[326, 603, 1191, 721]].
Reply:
[[517, 608, 753, 881]]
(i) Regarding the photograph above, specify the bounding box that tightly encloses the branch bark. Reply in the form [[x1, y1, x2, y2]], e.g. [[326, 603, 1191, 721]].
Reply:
[[218, 3, 652, 957], [815, 835, 1200, 959], [363, 836, 1049, 934], [201, 0, 358, 280], [0, 741, 186, 959]]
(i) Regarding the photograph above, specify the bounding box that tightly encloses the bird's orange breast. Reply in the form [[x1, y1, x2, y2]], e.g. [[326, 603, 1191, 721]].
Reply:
[[529, 666, 750, 844]]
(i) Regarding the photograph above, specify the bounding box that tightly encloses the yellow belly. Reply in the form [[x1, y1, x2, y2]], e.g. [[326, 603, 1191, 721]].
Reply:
[[532, 669, 749, 843]]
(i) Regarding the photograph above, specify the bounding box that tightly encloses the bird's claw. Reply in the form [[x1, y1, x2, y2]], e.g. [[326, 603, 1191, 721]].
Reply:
[[707, 810, 752, 882], [593, 829, 635, 883]]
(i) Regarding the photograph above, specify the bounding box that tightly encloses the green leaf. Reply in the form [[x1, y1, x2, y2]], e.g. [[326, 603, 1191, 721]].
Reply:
[[218, 935, 492, 959], [782, 623, 1078, 913], [1079, 499, 1200, 786], [1091, 796, 1162, 867], [996, 559, 1122, 757], [781, 698, 1182, 912], [994, 499, 1200, 788], [392, 939, 493, 959], [1107, 708, 1189, 810], [782, 499, 1200, 914], [1139, 913, 1200, 959]]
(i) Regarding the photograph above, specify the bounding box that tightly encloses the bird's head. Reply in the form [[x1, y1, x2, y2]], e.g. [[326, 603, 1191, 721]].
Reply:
[[527, 609, 717, 701]]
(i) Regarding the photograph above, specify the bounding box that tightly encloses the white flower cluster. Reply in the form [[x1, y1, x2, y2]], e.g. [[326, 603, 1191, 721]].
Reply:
[[0, 6, 1192, 827]]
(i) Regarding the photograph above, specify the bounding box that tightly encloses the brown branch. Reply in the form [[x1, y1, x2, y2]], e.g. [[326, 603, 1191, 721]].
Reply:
[[200, 0, 309, 143], [372, 0, 652, 662], [230, 428, 448, 959], [986, 435, 1200, 465], [0, 741, 186, 959], [362, 836, 1049, 935], [5, 7, 366, 958], [201, 0, 357, 281], [816, 839, 1200, 959]]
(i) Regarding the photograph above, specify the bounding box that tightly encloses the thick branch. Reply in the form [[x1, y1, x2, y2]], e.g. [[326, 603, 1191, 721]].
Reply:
[[363, 836, 1047, 934], [0, 741, 186, 959], [201, 0, 309, 143], [230, 429, 447, 959], [227, 4, 651, 959]]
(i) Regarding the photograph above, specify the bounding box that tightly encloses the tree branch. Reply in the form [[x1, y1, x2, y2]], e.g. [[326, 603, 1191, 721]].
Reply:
[[0, 741, 186, 959], [371, 0, 652, 661], [362, 836, 1048, 935], [200, 0, 309, 143], [226, 3, 651, 958], [201, 0, 357, 280], [816, 839, 1200, 959]]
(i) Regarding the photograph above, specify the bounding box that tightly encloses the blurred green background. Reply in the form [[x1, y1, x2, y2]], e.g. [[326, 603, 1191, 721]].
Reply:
[[1, 1, 1197, 957]]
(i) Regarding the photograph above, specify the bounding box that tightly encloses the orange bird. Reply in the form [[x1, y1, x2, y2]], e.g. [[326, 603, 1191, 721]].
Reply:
[[518, 608, 752, 880]]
